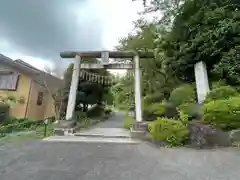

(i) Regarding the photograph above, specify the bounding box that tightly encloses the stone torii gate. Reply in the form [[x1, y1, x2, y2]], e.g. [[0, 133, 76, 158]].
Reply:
[[60, 51, 154, 124]]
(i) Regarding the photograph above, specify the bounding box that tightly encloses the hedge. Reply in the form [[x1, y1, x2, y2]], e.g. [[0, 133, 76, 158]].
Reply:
[[169, 84, 196, 107], [148, 117, 189, 146], [205, 85, 238, 103], [0, 120, 46, 137], [203, 96, 240, 130]]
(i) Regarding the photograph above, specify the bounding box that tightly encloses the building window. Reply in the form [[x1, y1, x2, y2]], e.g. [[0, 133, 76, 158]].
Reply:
[[37, 92, 43, 106], [0, 72, 19, 90]]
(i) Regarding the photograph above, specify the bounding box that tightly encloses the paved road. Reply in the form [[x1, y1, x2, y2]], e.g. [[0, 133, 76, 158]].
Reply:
[[96, 111, 125, 128], [0, 112, 240, 180], [73, 111, 130, 138]]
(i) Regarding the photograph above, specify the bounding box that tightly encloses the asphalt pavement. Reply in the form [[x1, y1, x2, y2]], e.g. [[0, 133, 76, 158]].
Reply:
[[0, 112, 240, 180]]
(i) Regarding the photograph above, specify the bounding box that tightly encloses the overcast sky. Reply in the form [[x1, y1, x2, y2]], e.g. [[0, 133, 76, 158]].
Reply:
[[0, 0, 144, 70]]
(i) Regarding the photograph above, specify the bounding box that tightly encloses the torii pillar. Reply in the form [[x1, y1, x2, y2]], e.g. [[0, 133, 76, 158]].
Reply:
[[134, 55, 143, 122], [65, 55, 81, 120]]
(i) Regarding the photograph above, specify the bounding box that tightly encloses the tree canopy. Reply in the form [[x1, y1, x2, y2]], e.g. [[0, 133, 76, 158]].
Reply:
[[114, 0, 240, 109]]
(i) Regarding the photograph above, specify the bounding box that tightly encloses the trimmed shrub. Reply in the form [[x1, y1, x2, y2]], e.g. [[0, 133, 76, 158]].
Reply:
[[0, 120, 43, 137], [144, 92, 165, 104], [143, 103, 165, 121], [87, 105, 105, 118], [117, 104, 128, 111], [4, 117, 28, 125], [205, 85, 238, 103], [178, 103, 202, 120], [211, 81, 227, 89], [179, 111, 189, 125], [203, 96, 240, 130], [123, 114, 134, 129], [104, 106, 113, 116], [162, 101, 179, 119], [148, 117, 189, 146], [144, 102, 179, 121], [74, 111, 87, 122], [169, 84, 196, 107], [46, 116, 56, 123]]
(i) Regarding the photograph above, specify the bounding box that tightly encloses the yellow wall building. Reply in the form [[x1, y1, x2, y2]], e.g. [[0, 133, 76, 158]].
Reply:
[[0, 54, 63, 120]]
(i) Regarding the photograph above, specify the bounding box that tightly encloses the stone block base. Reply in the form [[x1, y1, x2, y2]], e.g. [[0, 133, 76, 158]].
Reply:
[[53, 120, 77, 136], [54, 120, 76, 128], [130, 129, 146, 139], [53, 128, 76, 136], [130, 121, 149, 139], [132, 121, 149, 132]]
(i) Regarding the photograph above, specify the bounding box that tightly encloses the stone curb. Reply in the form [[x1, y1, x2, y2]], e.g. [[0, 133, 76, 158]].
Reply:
[[73, 133, 131, 139]]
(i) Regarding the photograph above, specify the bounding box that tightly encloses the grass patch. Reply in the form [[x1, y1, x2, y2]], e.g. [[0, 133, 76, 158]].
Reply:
[[0, 124, 53, 146], [123, 114, 134, 129]]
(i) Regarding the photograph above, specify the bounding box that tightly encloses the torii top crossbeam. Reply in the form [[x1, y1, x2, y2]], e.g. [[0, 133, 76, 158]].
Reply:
[[60, 51, 154, 59]]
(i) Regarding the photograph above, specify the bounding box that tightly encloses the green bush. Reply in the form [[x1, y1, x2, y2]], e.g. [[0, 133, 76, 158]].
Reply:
[[87, 105, 105, 118], [117, 104, 129, 111], [148, 117, 189, 146], [161, 101, 179, 119], [203, 96, 240, 130], [211, 81, 227, 89], [123, 114, 134, 129], [4, 117, 27, 125], [74, 111, 87, 122], [104, 106, 112, 115], [0, 120, 43, 137], [0, 103, 10, 124], [178, 103, 202, 120], [144, 92, 165, 104], [169, 84, 196, 107], [149, 103, 165, 116], [46, 116, 56, 122], [179, 111, 189, 125], [205, 85, 238, 103], [143, 103, 165, 121]]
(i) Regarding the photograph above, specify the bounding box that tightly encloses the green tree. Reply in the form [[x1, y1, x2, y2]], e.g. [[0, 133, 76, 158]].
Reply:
[[64, 58, 112, 112], [114, 18, 181, 109], [157, 0, 240, 85]]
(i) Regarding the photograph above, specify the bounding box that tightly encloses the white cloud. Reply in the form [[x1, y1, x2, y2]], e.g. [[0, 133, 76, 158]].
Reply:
[[90, 0, 144, 50]]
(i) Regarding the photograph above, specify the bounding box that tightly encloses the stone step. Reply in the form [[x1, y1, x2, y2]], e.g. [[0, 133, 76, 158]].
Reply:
[[74, 133, 131, 139], [130, 129, 147, 139], [53, 128, 75, 136], [43, 136, 141, 144]]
